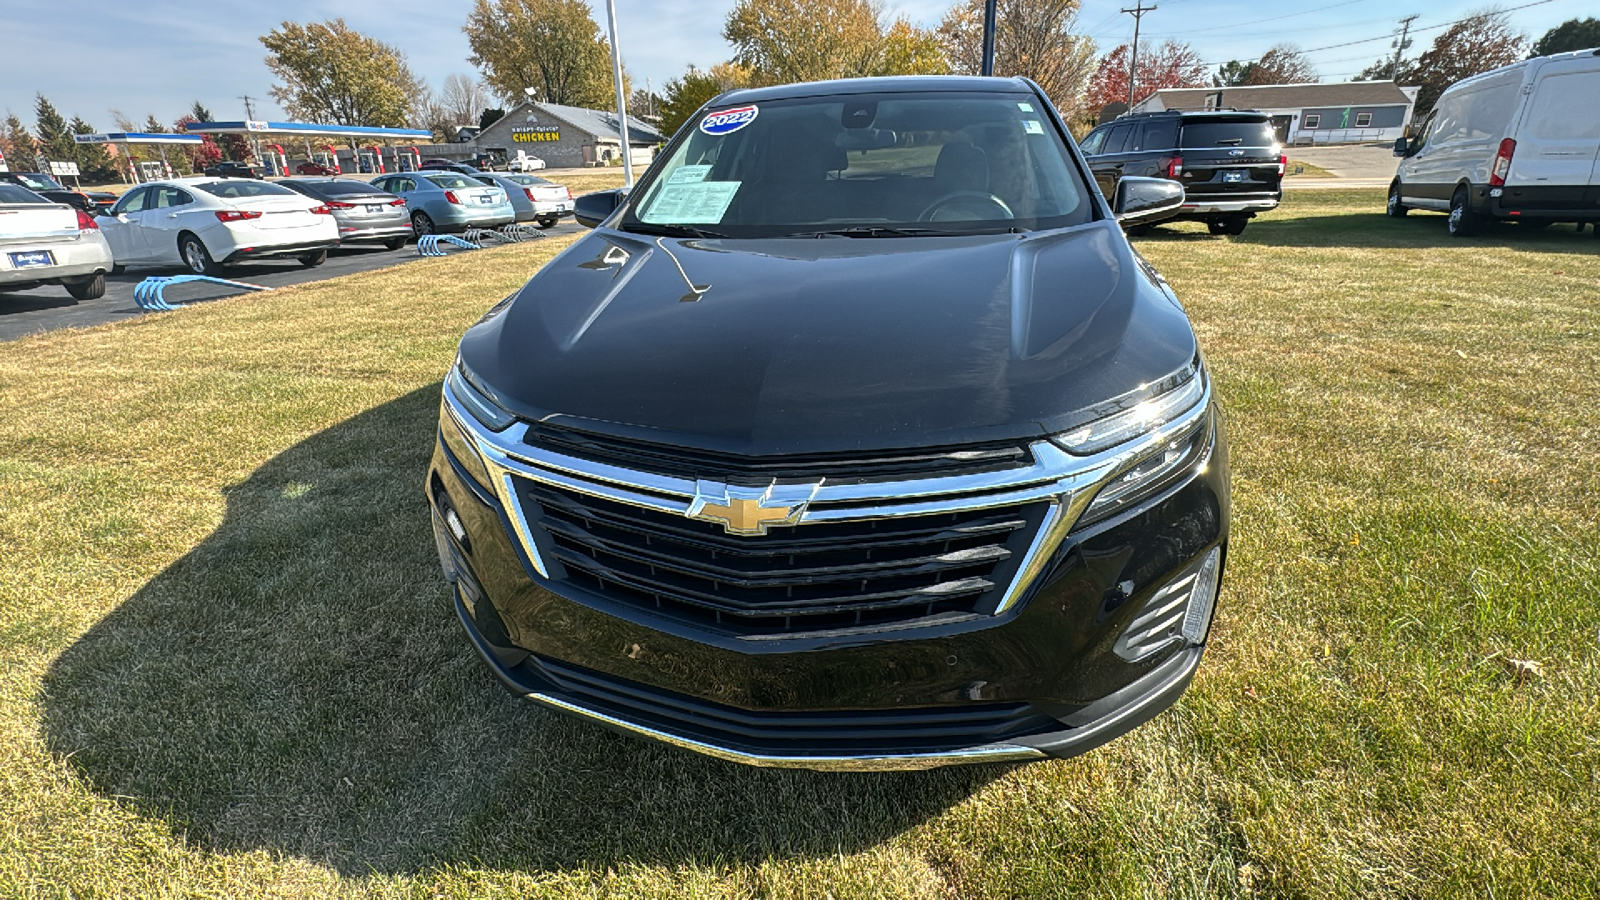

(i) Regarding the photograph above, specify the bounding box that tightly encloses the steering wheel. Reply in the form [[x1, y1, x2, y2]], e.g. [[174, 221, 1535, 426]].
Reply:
[[918, 191, 1015, 222]]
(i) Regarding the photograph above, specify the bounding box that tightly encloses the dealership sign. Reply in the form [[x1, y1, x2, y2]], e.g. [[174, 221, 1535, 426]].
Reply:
[[512, 125, 561, 143]]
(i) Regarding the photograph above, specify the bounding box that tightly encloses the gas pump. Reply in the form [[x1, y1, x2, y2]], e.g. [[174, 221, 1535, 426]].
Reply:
[[314, 144, 340, 173], [262, 143, 289, 177], [364, 146, 385, 174], [395, 145, 421, 172]]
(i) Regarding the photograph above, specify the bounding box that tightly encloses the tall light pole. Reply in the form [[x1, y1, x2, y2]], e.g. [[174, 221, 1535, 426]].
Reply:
[[1123, 1, 1156, 110], [603, 0, 633, 187], [981, 0, 997, 76]]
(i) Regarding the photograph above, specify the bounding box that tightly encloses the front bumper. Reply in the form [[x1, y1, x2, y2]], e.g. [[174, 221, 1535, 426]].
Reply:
[[428, 385, 1230, 769]]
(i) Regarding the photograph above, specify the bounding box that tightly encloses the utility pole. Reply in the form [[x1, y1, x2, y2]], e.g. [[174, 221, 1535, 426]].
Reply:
[[603, 0, 633, 187], [981, 0, 998, 76], [1390, 14, 1418, 81], [1123, 2, 1156, 110], [239, 94, 257, 122]]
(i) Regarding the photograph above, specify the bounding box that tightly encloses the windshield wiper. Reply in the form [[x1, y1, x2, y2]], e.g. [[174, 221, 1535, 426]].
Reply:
[[619, 222, 727, 239], [783, 226, 971, 239]]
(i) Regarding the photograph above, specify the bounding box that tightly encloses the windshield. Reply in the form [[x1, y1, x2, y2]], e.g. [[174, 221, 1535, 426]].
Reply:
[[193, 180, 296, 199], [15, 173, 65, 191], [623, 91, 1092, 238]]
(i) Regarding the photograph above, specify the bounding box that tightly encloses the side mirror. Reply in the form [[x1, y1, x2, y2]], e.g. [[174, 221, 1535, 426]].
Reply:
[[574, 188, 625, 229], [1112, 176, 1185, 227], [1393, 136, 1411, 157]]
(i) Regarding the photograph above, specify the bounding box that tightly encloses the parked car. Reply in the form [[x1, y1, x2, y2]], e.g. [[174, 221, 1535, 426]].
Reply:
[[469, 152, 506, 171], [419, 158, 483, 176], [96, 177, 339, 275], [498, 173, 572, 227], [1080, 110, 1285, 235], [370, 170, 514, 236], [0, 184, 112, 300], [507, 152, 547, 172], [0, 171, 117, 213], [427, 75, 1225, 770], [279, 177, 411, 249], [1388, 47, 1600, 236], [201, 161, 264, 180], [295, 161, 339, 176]]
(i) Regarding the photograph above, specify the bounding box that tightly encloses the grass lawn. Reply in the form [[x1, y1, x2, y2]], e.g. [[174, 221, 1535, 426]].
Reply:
[[1, 185, 1597, 898], [1284, 159, 1335, 178]]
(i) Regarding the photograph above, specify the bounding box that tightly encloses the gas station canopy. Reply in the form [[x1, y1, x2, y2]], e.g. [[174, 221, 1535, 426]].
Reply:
[[184, 121, 432, 141], [74, 132, 205, 184]]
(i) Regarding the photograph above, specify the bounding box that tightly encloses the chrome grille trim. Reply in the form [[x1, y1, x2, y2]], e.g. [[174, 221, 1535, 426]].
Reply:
[[442, 371, 1213, 622]]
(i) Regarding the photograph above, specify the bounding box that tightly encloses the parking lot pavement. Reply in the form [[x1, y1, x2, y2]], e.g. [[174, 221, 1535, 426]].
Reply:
[[0, 222, 582, 342]]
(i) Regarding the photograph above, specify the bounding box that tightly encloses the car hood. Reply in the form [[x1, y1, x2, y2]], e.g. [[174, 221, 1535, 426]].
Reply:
[[460, 220, 1198, 456]]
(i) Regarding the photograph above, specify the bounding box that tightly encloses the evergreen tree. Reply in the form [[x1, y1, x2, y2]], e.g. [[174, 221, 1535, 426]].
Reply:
[[2, 112, 35, 169], [34, 94, 75, 165], [191, 101, 215, 123], [68, 116, 118, 182]]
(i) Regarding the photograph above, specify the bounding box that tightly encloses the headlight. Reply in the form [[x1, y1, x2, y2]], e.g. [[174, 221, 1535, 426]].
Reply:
[[1053, 369, 1205, 456], [1077, 410, 1213, 528], [445, 360, 516, 432]]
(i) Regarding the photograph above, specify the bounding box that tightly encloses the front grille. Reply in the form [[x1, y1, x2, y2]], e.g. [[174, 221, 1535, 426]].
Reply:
[[529, 653, 1062, 754], [521, 421, 1032, 483], [517, 479, 1047, 636]]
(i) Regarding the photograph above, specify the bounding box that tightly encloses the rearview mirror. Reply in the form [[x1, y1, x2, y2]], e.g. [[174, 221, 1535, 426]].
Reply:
[[574, 188, 625, 229], [1393, 136, 1411, 157], [1112, 177, 1185, 227]]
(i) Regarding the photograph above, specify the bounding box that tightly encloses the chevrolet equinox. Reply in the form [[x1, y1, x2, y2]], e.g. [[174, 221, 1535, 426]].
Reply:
[[427, 76, 1229, 770]]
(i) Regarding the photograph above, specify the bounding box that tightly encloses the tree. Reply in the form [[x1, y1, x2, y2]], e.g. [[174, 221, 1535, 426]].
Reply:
[[1531, 17, 1600, 56], [2, 112, 34, 168], [173, 115, 223, 174], [1405, 10, 1526, 115], [191, 101, 215, 123], [657, 63, 751, 138], [1213, 60, 1255, 87], [938, 0, 1093, 114], [260, 19, 420, 126], [68, 117, 118, 181], [464, 0, 617, 108], [142, 114, 168, 134], [480, 108, 506, 129], [410, 86, 454, 142], [629, 88, 661, 121], [1085, 41, 1206, 114], [724, 0, 886, 84], [33, 94, 75, 166], [440, 73, 491, 125], [1245, 43, 1317, 84], [875, 17, 951, 76]]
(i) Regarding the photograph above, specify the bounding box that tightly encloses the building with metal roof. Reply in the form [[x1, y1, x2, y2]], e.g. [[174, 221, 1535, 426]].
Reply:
[[469, 101, 664, 169], [1133, 81, 1420, 145]]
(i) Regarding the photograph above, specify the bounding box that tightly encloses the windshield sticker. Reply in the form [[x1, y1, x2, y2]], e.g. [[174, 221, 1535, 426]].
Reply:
[[641, 181, 741, 224], [700, 105, 759, 136], [1017, 102, 1035, 112], [668, 164, 713, 184], [1022, 120, 1044, 135]]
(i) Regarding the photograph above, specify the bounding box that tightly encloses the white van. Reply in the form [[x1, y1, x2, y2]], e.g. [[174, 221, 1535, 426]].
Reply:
[[1388, 47, 1600, 236]]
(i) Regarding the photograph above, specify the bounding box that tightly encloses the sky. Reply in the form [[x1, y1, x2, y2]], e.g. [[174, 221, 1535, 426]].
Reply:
[[0, 0, 1585, 130]]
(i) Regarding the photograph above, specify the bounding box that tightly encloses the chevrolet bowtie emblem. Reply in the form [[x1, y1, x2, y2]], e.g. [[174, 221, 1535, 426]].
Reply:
[[686, 481, 818, 535]]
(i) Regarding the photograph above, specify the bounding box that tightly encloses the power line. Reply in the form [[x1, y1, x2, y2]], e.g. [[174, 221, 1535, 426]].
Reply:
[[1196, 0, 1560, 67], [1123, 1, 1157, 108], [1142, 0, 1371, 38]]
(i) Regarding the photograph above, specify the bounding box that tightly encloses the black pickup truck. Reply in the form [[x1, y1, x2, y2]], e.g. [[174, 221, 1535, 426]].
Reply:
[[1081, 110, 1285, 235]]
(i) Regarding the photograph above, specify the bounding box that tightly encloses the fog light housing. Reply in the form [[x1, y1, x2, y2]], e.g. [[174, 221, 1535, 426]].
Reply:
[[1113, 546, 1223, 662]]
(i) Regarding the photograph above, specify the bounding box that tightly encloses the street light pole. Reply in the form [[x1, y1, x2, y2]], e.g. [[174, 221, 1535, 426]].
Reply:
[[981, 0, 997, 77], [603, 0, 634, 187]]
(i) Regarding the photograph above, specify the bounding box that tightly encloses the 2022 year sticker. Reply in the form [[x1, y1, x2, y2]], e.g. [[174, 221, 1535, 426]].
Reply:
[[700, 105, 759, 136]]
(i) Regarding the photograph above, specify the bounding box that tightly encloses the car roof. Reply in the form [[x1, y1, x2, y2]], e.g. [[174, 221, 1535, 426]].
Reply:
[[715, 75, 1036, 105]]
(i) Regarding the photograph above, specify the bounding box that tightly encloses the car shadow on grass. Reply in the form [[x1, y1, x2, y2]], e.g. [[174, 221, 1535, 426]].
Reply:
[[41, 385, 1007, 877], [1227, 213, 1599, 252]]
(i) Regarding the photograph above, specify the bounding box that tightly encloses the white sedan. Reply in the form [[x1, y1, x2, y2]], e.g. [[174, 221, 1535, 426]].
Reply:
[[0, 184, 113, 299], [96, 177, 339, 275]]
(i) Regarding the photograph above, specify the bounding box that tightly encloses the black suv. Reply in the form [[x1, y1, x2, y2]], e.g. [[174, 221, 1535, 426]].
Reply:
[[1081, 110, 1285, 235], [428, 76, 1229, 770], [0, 172, 117, 212], [201, 161, 263, 179]]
